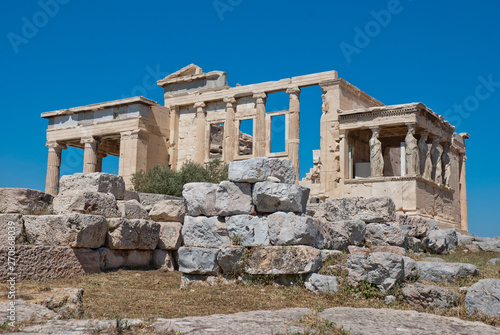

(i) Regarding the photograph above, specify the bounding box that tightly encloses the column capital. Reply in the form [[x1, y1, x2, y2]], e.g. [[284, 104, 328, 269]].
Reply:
[[120, 129, 149, 141], [223, 96, 237, 105], [81, 136, 98, 145], [405, 122, 417, 129], [252, 92, 267, 102], [194, 101, 206, 109], [46, 141, 67, 150], [286, 86, 301, 96], [167, 105, 179, 113]]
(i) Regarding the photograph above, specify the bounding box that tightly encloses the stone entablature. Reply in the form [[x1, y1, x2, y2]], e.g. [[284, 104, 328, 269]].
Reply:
[[41, 64, 469, 232]]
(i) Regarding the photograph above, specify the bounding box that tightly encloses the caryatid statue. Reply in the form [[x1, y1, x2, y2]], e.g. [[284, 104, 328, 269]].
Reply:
[[418, 130, 433, 180], [405, 124, 419, 176], [430, 136, 444, 186], [369, 127, 384, 177], [442, 143, 452, 188]]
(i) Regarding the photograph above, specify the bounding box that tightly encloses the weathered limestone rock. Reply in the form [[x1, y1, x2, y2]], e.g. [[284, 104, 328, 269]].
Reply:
[[465, 279, 500, 317], [487, 258, 500, 266], [178, 247, 219, 275], [225, 214, 269, 247], [268, 158, 296, 184], [53, 190, 121, 218], [252, 182, 310, 213], [0, 246, 100, 280], [183, 183, 218, 216], [245, 246, 322, 275], [157, 222, 183, 250], [98, 247, 153, 270], [474, 239, 500, 252], [106, 218, 160, 250], [152, 249, 175, 271], [228, 157, 271, 183], [323, 196, 396, 223], [422, 228, 458, 254], [0, 301, 59, 322], [402, 256, 418, 280], [59, 173, 125, 200], [417, 261, 479, 283], [217, 245, 247, 274], [408, 237, 422, 252], [457, 232, 474, 245], [117, 200, 149, 220], [403, 283, 459, 309], [320, 250, 343, 262], [348, 245, 406, 256], [364, 223, 408, 248], [182, 216, 229, 248], [0, 188, 53, 214], [0, 214, 24, 244], [29, 287, 84, 319], [347, 252, 404, 291], [395, 214, 435, 238], [422, 257, 446, 262], [124, 190, 140, 201], [24, 214, 107, 248], [335, 219, 366, 246], [314, 218, 350, 250], [148, 199, 186, 222], [215, 181, 254, 216], [305, 273, 339, 293], [268, 212, 319, 247], [137, 192, 182, 212]]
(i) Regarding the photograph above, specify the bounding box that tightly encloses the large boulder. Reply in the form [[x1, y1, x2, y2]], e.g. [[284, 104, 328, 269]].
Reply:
[[305, 273, 339, 293], [228, 157, 296, 184], [217, 245, 247, 274], [267, 158, 296, 184], [97, 247, 153, 270], [149, 199, 186, 222], [465, 279, 500, 317], [225, 214, 270, 247], [0, 214, 25, 244], [314, 219, 350, 250], [117, 200, 149, 220], [473, 238, 500, 252], [417, 261, 479, 283], [245, 246, 322, 275], [182, 183, 218, 216], [24, 214, 107, 248], [178, 247, 220, 275], [422, 229, 458, 254], [28, 287, 84, 319], [215, 181, 254, 216], [364, 223, 408, 248], [59, 173, 125, 200], [335, 220, 366, 246], [323, 196, 396, 223], [267, 212, 319, 247], [182, 216, 229, 248], [52, 190, 121, 218], [152, 249, 175, 271], [347, 252, 404, 292], [157, 222, 183, 250], [0, 188, 53, 214], [252, 182, 309, 214], [403, 283, 459, 309], [137, 193, 183, 212], [106, 218, 160, 250], [395, 214, 435, 238], [0, 246, 100, 280]]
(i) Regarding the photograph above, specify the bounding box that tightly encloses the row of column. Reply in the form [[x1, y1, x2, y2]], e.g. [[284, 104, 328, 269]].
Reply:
[[187, 87, 302, 179], [368, 124, 454, 188]]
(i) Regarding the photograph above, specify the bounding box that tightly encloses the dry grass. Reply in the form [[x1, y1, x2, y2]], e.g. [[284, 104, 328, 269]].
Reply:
[[7, 249, 500, 331]]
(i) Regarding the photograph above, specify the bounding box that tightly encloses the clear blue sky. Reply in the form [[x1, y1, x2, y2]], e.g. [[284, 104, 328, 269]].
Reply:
[[1, 0, 499, 237]]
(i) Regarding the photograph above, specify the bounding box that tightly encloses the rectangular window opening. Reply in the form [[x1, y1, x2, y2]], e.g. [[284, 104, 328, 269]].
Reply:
[[209, 123, 224, 160], [270, 114, 286, 153]]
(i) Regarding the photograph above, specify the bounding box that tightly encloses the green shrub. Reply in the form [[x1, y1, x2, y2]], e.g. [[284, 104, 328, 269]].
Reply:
[[131, 159, 228, 197]]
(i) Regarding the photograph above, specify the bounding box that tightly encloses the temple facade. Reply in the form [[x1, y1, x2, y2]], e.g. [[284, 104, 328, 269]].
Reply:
[[42, 64, 469, 232]]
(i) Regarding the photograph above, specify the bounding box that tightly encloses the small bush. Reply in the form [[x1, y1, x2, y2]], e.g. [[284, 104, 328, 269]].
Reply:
[[131, 159, 228, 197]]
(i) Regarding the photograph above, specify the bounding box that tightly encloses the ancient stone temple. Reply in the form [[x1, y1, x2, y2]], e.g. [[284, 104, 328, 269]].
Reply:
[[41, 64, 469, 231]]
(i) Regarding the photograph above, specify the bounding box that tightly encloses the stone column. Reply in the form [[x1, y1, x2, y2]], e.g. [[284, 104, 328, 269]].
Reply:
[[119, 130, 149, 189], [405, 123, 419, 176], [45, 141, 66, 196], [286, 87, 301, 181], [168, 105, 179, 170], [430, 135, 444, 186], [459, 153, 468, 231], [253, 92, 267, 157], [442, 143, 452, 188], [418, 130, 432, 179], [223, 97, 237, 163], [369, 127, 384, 177], [194, 101, 206, 164], [96, 152, 107, 173], [81, 136, 99, 173]]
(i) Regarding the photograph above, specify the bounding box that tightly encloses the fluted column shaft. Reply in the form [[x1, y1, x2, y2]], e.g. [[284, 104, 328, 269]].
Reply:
[[253, 93, 267, 156], [82, 136, 98, 173], [286, 87, 301, 181], [45, 141, 66, 195], [194, 102, 207, 164], [223, 97, 237, 163]]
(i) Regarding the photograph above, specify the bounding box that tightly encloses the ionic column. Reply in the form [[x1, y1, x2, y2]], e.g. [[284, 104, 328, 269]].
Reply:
[[286, 87, 301, 181], [223, 97, 237, 163], [369, 127, 384, 177], [45, 141, 67, 195], [168, 105, 179, 170], [405, 123, 419, 176], [194, 101, 207, 164], [119, 130, 149, 189], [253, 92, 267, 156], [459, 153, 468, 231], [81, 136, 99, 173], [96, 152, 107, 172]]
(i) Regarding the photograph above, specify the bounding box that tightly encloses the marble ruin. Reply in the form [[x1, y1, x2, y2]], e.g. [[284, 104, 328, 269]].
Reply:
[[42, 64, 469, 232]]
